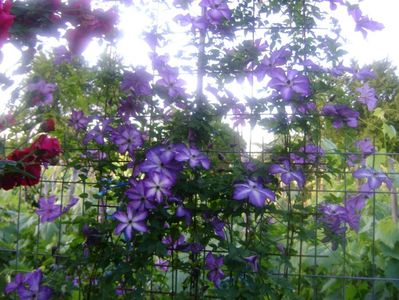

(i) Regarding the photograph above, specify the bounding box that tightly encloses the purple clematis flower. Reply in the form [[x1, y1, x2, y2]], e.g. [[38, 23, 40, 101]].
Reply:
[[126, 180, 156, 211], [347, 138, 375, 167], [10, 269, 53, 300], [230, 103, 247, 128], [343, 193, 368, 232], [321, 104, 359, 128], [27, 80, 57, 106], [296, 101, 317, 115], [120, 68, 152, 96], [140, 147, 182, 181], [321, 0, 343, 10], [114, 207, 148, 240], [200, 0, 232, 26], [35, 195, 62, 223], [268, 68, 311, 101], [233, 179, 275, 207], [144, 172, 173, 203], [182, 242, 205, 254], [5, 273, 25, 294], [290, 144, 324, 165], [269, 160, 306, 187], [319, 193, 368, 250], [69, 110, 90, 131], [355, 138, 375, 157], [356, 83, 377, 111], [176, 205, 192, 225], [301, 59, 325, 72], [244, 255, 259, 272], [53, 46, 72, 65], [210, 217, 225, 240], [174, 144, 210, 169], [155, 258, 169, 272], [111, 124, 143, 155], [349, 7, 384, 38], [353, 168, 392, 191], [329, 62, 353, 77], [255, 46, 291, 80], [162, 234, 186, 255], [205, 252, 224, 288], [353, 66, 376, 81], [118, 96, 144, 118], [156, 69, 187, 100], [83, 118, 113, 145], [318, 203, 347, 250], [36, 195, 78, 223]]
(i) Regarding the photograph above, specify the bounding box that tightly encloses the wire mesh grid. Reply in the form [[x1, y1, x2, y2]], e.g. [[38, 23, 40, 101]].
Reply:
[[1, 0, 398, 299]]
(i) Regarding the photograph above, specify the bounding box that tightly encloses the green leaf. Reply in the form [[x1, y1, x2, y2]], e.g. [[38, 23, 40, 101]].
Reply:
[[382, 123, 396, 139], [373, 107, 385, 120], [384, 258, 399, 288], [375, 218, 399, 248], [321, 138, 337, 152]]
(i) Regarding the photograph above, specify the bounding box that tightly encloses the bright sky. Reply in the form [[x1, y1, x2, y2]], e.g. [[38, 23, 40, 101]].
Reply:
[[332, 0, 399, 68]]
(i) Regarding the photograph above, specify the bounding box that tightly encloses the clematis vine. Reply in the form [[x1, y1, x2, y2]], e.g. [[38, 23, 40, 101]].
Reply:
[[233, 178, 275, 207]]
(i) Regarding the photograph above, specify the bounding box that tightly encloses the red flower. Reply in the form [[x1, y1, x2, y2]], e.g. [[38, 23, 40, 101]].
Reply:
[[0, 0, 15, 48], [0, 135, 61, 190], [1, 148, 41, 190], [40, 119, 56, 132], [30, 134, 62, 163]]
